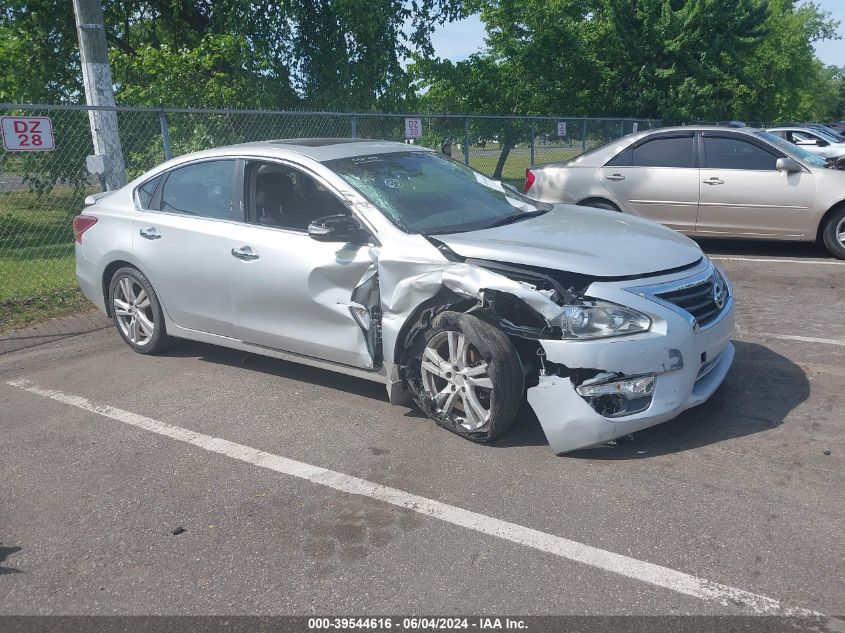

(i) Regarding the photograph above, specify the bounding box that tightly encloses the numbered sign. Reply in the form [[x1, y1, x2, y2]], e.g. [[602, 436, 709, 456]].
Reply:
[[405, 117, 422, 139], [1, 116, 55, 151], [557, 121, 567, 137]]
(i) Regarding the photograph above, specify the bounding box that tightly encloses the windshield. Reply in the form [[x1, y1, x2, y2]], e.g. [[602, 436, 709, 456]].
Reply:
[[754, 131, 828, 167], [325, 151, 551, 234]]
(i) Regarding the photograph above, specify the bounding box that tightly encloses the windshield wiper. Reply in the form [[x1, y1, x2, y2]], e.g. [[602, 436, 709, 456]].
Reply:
[[483, 209, 548, 230]]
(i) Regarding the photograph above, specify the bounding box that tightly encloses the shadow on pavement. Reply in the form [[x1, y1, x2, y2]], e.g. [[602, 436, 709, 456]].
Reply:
[[567, 341, 809, 459], [164, 339, 808, 458], [170, 340, 390, 402], [695, 237, 832, 259], [0, 544, 22, 575]]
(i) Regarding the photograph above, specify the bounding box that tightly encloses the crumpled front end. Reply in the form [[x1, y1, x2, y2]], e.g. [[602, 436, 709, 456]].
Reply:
[[357, 242, 734, 454], [526, 260, 735, 453]]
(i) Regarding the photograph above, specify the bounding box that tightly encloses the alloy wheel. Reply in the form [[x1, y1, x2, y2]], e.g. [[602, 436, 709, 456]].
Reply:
[[420, 330, 493, 430], [113, 276, 155, 346], [837, 217, 845, 247]]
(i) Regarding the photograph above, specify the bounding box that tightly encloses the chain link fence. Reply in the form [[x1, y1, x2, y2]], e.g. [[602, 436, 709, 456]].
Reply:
[[0, 104, 659, 352]]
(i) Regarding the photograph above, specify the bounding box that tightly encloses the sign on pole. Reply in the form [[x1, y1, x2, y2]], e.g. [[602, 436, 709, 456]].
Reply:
[[1, 116, 55, 151], [557, 121, 567, 137], [405, 118, 422, 139], [632, 122, 639, 133]]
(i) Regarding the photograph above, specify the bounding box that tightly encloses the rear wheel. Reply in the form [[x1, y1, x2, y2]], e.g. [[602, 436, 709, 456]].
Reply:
[[410, 311, 523, 443], [108, 267, 171, 354], [579, 199, 619, 212], [821, 206, 845, 260]]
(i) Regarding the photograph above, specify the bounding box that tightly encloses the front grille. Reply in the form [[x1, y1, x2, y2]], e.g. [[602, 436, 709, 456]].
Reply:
[[656, 276, 727, 329]]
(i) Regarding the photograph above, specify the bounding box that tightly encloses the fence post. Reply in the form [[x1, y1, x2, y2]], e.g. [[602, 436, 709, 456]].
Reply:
[[529, 120, 536, 166], [581, 117, 587, 153], [159, 109, 173, 161], [463, 118, 470, 165], [351, 115, 358, 139]]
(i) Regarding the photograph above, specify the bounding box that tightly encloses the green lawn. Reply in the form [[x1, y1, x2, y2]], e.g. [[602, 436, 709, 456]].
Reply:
[[468, 145, 581, 187], [0, 189, 94, 331]]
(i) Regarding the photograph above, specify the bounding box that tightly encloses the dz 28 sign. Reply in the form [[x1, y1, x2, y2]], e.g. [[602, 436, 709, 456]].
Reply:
[[1, 116, 55, 151]]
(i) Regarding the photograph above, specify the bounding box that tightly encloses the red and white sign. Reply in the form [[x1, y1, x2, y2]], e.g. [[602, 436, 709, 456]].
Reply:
[[1, 116, 55, 151], [405, 117, 422, 139]]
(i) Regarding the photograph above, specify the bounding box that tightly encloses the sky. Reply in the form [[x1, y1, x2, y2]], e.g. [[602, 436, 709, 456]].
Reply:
[[430, 1, 845, 66]]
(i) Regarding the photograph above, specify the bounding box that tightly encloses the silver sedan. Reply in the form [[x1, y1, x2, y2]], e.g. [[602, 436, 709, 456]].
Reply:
[[525, 126, 845, 258], [74, 139, 734, 454]]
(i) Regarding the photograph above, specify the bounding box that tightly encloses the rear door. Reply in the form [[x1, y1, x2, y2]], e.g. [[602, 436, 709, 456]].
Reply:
[[697, 133, 815, 238], [597, 132, 699, 232], [132, 159, 239, 337]]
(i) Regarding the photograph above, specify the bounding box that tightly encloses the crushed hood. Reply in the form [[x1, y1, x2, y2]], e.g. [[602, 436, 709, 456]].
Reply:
[[436, 205, 702, 277]]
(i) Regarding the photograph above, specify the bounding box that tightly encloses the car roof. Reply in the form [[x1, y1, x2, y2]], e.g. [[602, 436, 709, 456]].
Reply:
[[537, 125, 765, 168], [215, 138, 428, 162]]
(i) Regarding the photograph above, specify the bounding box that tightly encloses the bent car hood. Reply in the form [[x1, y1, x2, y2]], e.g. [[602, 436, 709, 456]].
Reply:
[[436, 205, 702, 277]]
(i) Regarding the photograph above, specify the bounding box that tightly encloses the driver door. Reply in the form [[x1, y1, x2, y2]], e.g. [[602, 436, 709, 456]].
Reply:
[[228, 160, 377, 368]]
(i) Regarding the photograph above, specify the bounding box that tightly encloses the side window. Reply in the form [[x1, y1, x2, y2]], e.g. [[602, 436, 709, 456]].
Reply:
[[606, 147, 632, 167], [630, 136, 694, 168], [245, 161, 349, 232], [703, 137, 778, 170], [159, 160, 236, 219], [136, 175, 161, 209]]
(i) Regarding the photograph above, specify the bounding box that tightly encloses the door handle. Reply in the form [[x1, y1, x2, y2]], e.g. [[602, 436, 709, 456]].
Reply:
[[703, 177, 724, 185], [231, 246, 260, 261], [139, 227, 161, 240], [605, 173, 626, 181]]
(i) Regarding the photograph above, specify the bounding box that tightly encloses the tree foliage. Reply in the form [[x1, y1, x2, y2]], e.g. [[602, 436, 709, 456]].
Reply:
[[414, 0, 844, 124], [0, 0, 462, 111]]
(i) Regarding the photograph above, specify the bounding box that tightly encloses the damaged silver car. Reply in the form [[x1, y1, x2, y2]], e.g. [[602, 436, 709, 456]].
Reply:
[[74, 139, 735, 453]]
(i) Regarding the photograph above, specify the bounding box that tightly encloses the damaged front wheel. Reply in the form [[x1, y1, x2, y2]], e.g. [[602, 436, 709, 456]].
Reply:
[[411, 311, 524, 443]]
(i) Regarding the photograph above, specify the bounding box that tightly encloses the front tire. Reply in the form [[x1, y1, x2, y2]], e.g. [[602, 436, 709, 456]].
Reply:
[[409, 311, 524, 443], [821, 206, 845, 260], [108, 267, 171, 354]]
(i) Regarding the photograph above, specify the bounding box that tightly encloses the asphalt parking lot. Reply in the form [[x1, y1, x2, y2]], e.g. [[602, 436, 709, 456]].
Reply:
[[1, 239, 843, 620]]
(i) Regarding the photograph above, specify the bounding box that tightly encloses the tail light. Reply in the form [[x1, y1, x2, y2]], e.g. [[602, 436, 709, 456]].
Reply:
[[524, 169, 535, 193], [73, 215, 98, 244]]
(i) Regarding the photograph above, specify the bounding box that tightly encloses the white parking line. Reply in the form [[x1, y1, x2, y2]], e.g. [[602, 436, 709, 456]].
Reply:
[[710, 256, 845, 266], [6, 378, 821, 617], [754, 333, 845, 347]]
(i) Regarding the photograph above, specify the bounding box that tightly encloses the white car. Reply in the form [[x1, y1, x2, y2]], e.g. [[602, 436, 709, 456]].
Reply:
[[765, 126, 845, 161]]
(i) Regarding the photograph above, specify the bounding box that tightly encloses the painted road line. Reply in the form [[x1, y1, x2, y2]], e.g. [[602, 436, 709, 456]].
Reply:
[[754, 333, 845, 347], [6, 378, 821, 617], [710, 256, 845, 266]]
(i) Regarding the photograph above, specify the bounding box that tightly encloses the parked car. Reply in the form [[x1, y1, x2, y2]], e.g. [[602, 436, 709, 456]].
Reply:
[[74, 139, 735, 454], [806, 124, 845, 143], [525, 126, 845, 259], [765, 126, 845, 161]]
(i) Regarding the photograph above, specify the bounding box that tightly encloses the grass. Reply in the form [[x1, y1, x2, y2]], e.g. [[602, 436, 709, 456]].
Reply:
[[0, 189, 93, 331], [0, 287, 95, 333], [468, 145, 582, 187]]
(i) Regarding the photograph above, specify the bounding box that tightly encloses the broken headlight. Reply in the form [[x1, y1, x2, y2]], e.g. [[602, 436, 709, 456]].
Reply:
[[558, 300, 651, 340]]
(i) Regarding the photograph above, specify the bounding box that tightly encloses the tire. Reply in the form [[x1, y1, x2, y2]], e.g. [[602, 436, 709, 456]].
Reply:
[[108, 266, 172, 354], [579, 199, 619, 212], [821, 206, 845, 260], [408, 311, 524, 443]]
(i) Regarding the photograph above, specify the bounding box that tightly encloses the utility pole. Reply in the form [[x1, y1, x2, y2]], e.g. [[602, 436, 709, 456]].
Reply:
[[72, 0, 126, 190]]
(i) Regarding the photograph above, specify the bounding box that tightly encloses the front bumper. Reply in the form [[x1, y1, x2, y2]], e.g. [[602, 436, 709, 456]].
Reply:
[[526, 261, 735, 454]]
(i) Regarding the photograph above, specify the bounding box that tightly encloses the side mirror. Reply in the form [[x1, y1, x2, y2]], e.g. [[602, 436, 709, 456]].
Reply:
[[816, 139, 829, 147], [776, 157, 802, 173], [308, 214, 369, 243]]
